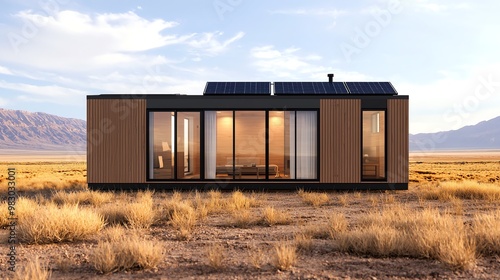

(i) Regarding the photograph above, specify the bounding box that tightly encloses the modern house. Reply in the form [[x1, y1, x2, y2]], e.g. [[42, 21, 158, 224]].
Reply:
[[87, 75, 408, 190]]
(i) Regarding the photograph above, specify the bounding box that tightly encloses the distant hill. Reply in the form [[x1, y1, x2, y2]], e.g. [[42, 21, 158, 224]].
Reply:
[[410, 116, 500, 151], [0, 108, 85, 151]]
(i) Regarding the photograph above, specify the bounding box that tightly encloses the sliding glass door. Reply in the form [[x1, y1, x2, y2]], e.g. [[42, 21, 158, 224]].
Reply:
[[148, 111, 200, 180], [204, 110, 317, 181]]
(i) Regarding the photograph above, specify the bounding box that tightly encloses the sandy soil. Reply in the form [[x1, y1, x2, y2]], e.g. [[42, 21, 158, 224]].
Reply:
[[1, 155, 499, 279], [1, 190, 500, 279]]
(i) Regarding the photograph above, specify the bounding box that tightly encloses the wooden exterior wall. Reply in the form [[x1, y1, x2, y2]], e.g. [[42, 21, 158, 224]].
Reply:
[[87, 99, 146, 183], [387, 99, 409, 183], [320, 99, 361, 183]]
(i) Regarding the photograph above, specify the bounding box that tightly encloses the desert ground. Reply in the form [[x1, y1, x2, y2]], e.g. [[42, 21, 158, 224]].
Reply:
[[0, 151, 499, 279]]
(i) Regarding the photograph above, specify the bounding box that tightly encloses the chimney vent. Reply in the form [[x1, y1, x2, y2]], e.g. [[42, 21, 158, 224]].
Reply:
[[327, 73, 334, 83]]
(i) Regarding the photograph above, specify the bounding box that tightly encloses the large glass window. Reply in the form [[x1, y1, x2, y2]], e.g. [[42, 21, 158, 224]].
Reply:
[[177, 112, 200, 179], [362, 111, 386, 180], [296, 111, 317, 179], [205, 111, 234, 179], [269, 111, 292, 179], [149, 112, 174, 180], [202, 110, 317, 181], [235, 111, 265, 179]]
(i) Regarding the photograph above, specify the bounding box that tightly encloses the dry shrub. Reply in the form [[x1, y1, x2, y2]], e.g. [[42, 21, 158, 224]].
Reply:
[[421, 180, 500, 201], [99, 191, 155, 229], [226, 190, 259, 211], [52, 190, 112, 206], [369, 195, 379, 207], [328, 213, 348, 238], [272, 241, 297, 271], [301, 223, 330, 239], [99, 203, 128, 226], [206, 243, 225, 269], [247, 243, 266, 268], [448, 196, 464, 215], [0, 197, 39, 231], [18, 203, 104, 244], [294, 233, 313, 251], [231, 210, 258, 228], [262, 206, 291, 226], [207, 189, 224, 212], [336, 205, 476, 269], [125, 201, 156, 229], [90, 232, 162, 274], [297, 189, 329, 207], [473, 210, 500, 254], [169, 203, 197, 239], [14, 256, 51, 280], [101, 225, 127, 242], [338, 194, 349, 206], [384, 193, 396, 204]]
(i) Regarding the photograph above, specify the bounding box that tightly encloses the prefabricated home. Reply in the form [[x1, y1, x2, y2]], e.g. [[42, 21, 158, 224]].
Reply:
[[87, 76, 408, 190]]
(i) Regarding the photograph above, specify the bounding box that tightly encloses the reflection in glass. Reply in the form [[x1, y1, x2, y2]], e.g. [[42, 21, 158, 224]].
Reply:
[[149, 112, 174, 180], [362, 111, 386, 180], [177, 112, 200, 179]]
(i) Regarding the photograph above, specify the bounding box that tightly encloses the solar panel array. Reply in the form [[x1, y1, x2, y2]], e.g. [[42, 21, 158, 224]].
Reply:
[[204, 82, 271, 95], [345, 82, 397, 95], [274, 82, 348, 95], [203, 82, 397, 95]]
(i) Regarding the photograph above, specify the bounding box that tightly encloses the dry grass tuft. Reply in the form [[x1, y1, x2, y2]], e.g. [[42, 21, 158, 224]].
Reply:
[[421, 180, 500, 201], [262, 206, 291, 226], [336, 205, 477, 269], [297, 189, 329, 207], [328, 213, 348, 238], [247, 243, 266, 269], [226, 190, 259, 211], [167, 202, 197, 239], [90, 232, 162, 274], [338, 194, 350, 206], [14, 256, 51, 280], [272, 241, 297, 271], [52, 190, 113, 206], [206, 243, 225, 269], [0, 197, 40, 228], [18, 203, 104, 244], [294, 232, 314, 251], [231, 210, 258, 228], [98, 190, 155, 229], [473, 210, 500, 255]]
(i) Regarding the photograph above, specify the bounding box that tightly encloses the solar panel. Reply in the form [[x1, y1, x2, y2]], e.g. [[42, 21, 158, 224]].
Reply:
[[274, 82, 348, 95], [203, 82, 271, 95], [345, 82, 397, 95]]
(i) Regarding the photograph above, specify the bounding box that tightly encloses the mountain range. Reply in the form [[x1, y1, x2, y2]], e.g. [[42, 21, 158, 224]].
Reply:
[[409, 116, 500, 151], [0, 108, 86, 151], [0, 108, 499, 151]]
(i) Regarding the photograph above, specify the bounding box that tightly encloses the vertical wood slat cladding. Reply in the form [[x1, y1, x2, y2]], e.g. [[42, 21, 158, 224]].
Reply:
[[320, 99, 361, 183], [87, 99, 146, 183], [387, 99, 409, 183]]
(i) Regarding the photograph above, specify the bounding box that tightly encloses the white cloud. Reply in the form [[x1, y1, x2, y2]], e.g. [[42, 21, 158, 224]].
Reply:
[[0, 10, 193, 73], [250, 45, 370, 81], [405, 0, 470, 13], [397, 64, 500, 134], [187, 31, 245, 56], [0, 66, 13, 75], [270, 8, 348, 18], [0, 80, 87, 105]]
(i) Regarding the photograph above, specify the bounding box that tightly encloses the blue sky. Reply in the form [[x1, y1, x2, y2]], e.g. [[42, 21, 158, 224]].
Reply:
[[0, 0, 499, 133]]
